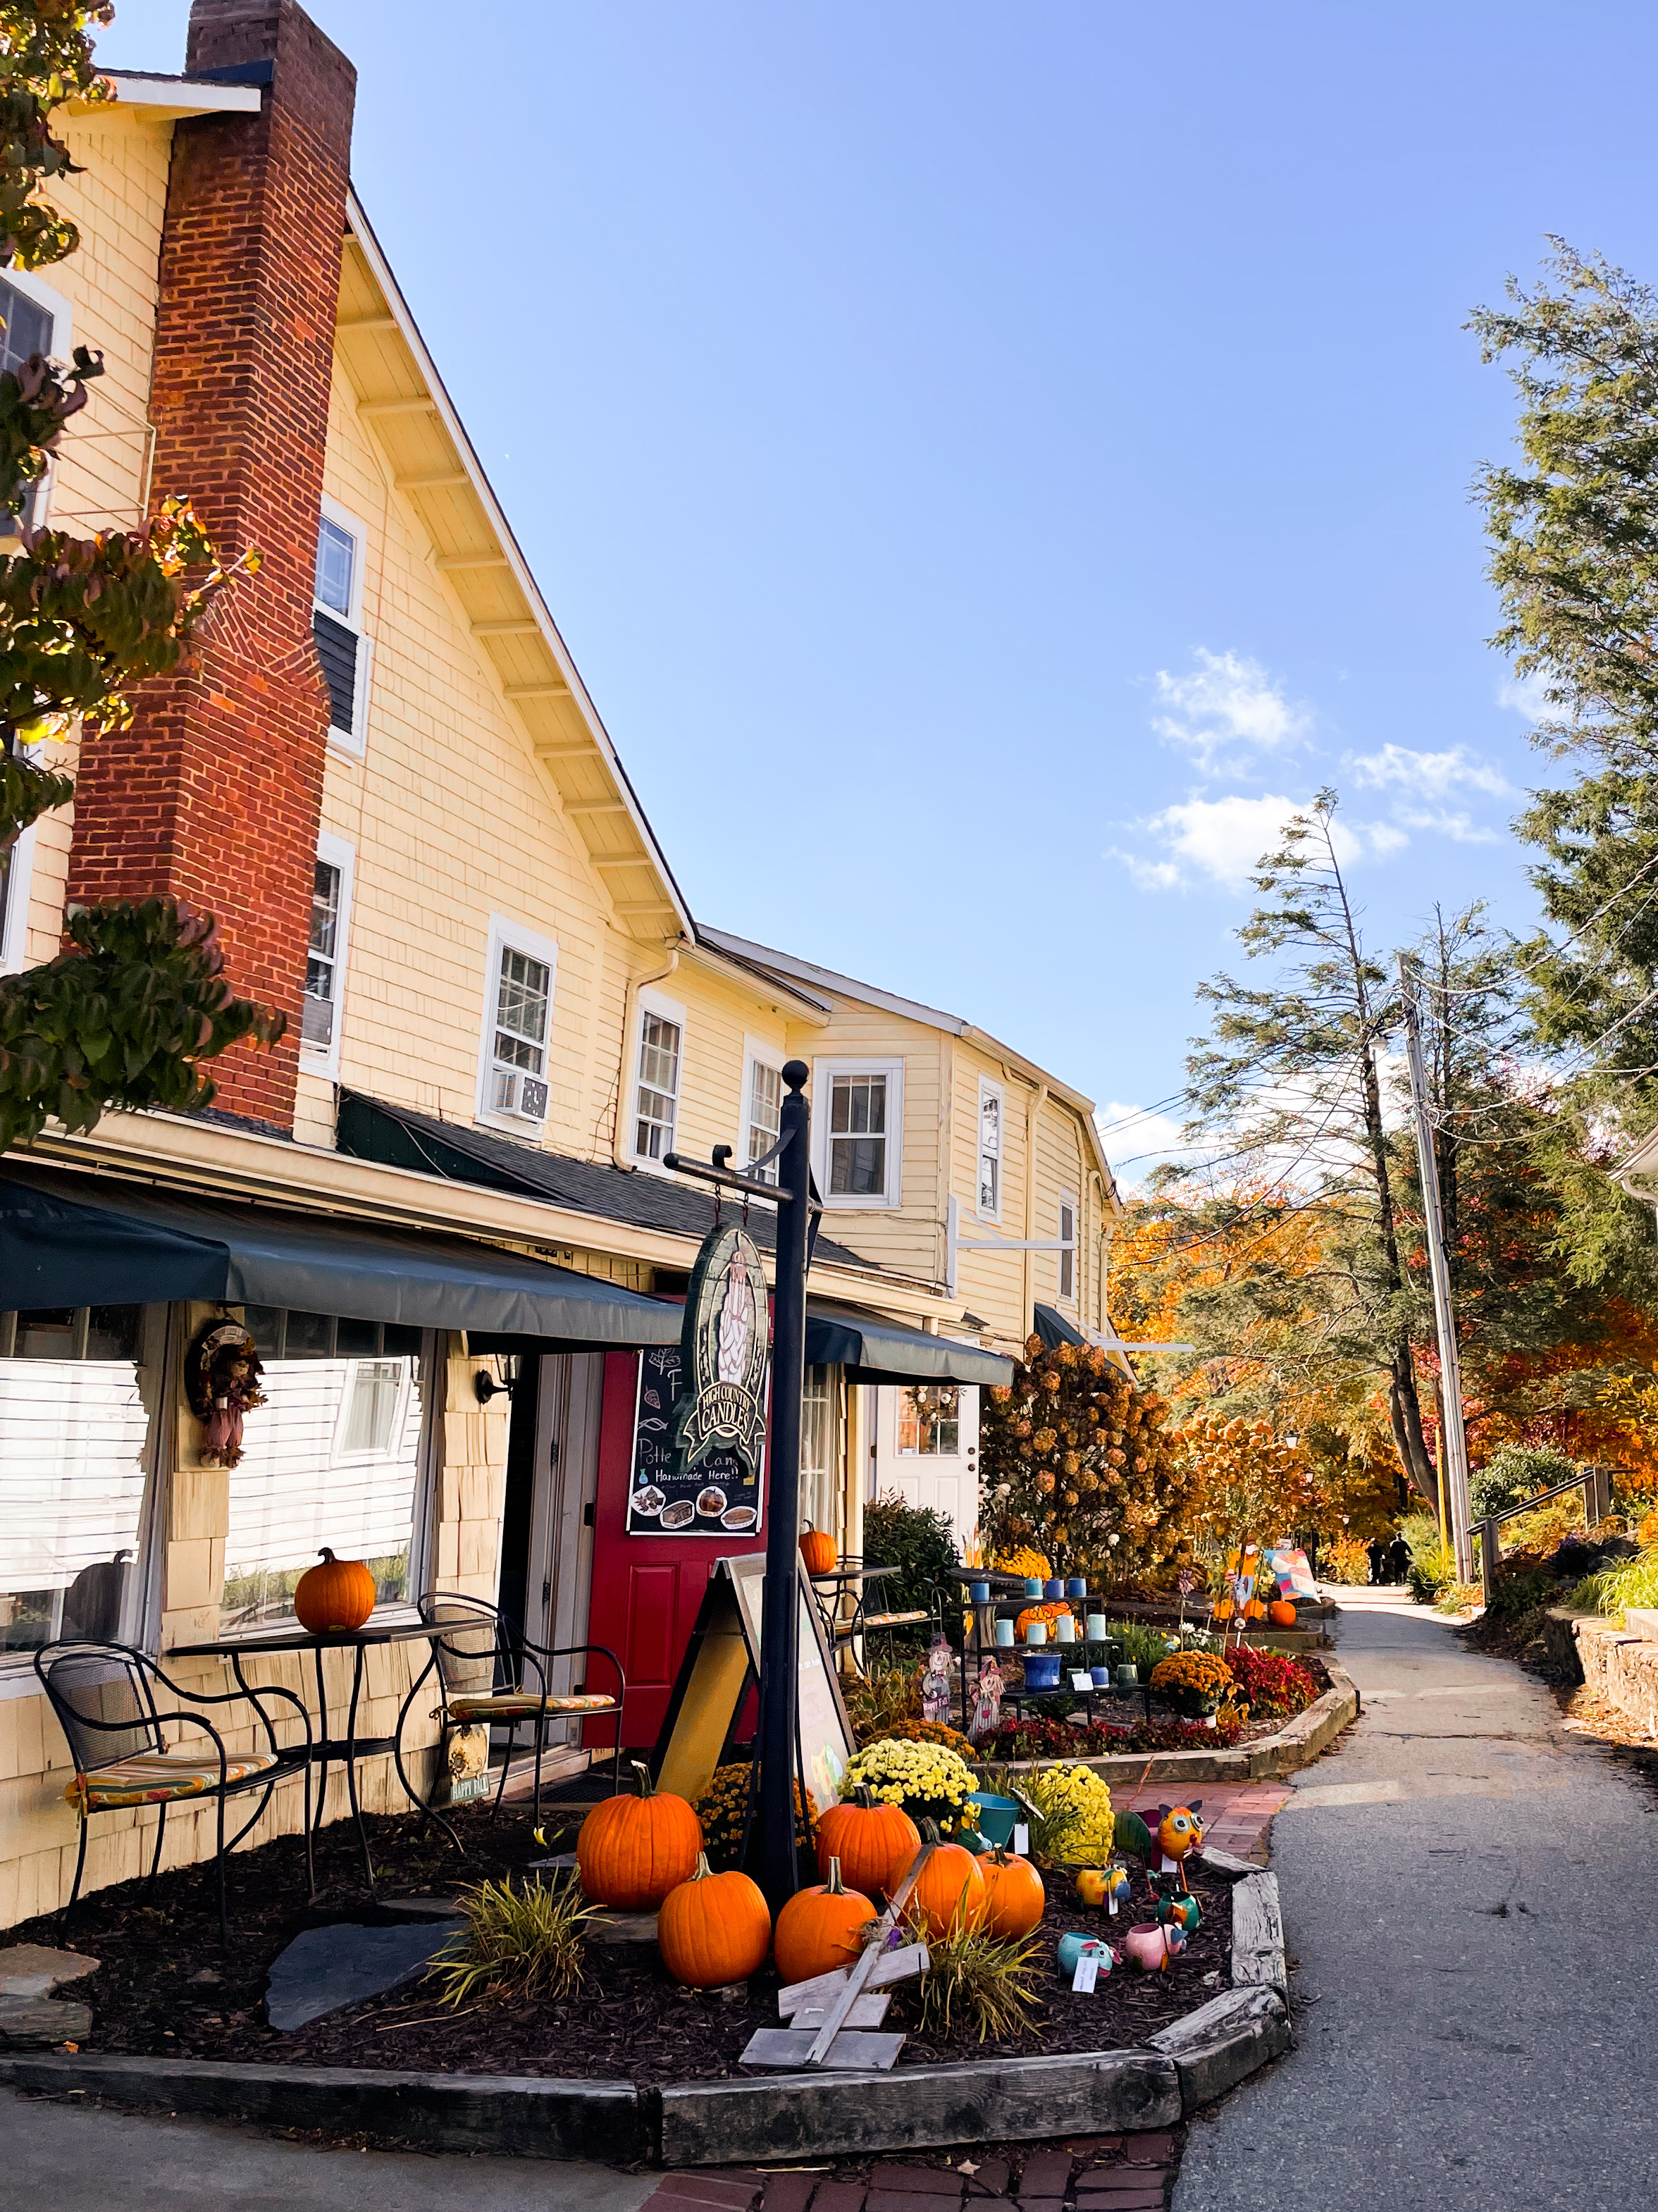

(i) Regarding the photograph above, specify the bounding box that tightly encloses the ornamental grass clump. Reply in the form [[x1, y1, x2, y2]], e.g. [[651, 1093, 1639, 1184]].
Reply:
[[841, 1736, 975, 1832], [912, 1897, 1043, 2042], [426, 1875, 595, 2007], [1022, 1760, 1115, 1865], [1569, 1543, 1658, 1622]]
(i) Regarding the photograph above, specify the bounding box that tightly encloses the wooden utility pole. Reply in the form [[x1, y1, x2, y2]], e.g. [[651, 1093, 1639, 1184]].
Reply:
[[1398, 955, 1474, 1582]]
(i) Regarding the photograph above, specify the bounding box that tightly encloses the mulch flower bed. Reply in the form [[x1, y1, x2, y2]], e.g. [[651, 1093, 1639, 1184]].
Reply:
[[11, 1798, 1236, 2084]]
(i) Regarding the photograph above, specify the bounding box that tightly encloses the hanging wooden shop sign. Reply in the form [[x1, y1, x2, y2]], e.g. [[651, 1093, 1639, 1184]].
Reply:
[[626, 1220, 771, 1536]]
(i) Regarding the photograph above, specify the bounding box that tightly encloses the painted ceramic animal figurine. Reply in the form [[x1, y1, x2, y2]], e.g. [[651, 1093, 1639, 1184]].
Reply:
[[1150, 1870, 1201, 1934], [1152, 1802, 1205, 1891]]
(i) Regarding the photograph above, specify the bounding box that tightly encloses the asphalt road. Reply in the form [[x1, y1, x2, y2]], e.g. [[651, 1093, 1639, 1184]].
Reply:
[[1176, 1587, 1658, 2212]]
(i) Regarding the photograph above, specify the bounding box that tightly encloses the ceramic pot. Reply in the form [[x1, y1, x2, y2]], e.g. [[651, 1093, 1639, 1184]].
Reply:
[[1025, 1620, 1047, 1645], [969, 1581, 990, 1602], [1124, 1922, 1182, 1972], [1023, 1652, 1062, 1691], [1024, 1577, 1044, 1598], [994, 1618, 1015, 1647], [1065, 1576, 1087, 1600], [1090, 1664, 1111, 1688], [1087, 1614, 1108, 1641], [1056, 1616, 1076, 1643], [1117, 1662, 1139, 1687]]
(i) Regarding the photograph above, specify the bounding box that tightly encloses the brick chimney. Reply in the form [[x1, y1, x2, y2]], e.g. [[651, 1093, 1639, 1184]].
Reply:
[[66, 0, 357, 1133]]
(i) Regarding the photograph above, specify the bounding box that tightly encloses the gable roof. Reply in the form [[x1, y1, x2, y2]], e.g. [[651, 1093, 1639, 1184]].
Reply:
[[333, 192, 693, 944], [700, 926, 1118, 1202]]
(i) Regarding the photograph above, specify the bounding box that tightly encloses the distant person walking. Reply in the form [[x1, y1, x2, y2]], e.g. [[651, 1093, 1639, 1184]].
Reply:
[[1388, 1534, 1411, 1586], [1366, 1538, 1385, 1586]]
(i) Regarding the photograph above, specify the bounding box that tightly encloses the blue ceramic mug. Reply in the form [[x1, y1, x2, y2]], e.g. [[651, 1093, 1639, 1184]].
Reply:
[[1065, 1576, 1087, 1600], [1044, 1578, 1064, 1601]]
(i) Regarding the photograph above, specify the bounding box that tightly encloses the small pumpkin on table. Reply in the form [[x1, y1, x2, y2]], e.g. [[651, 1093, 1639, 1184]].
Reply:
[[292, 1549, 376, 1634]]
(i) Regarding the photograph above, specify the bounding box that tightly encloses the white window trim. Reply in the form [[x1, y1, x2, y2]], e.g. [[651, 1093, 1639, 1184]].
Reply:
[[474, 913, 560, 1136], [738, 1034, 785, 1178], [299, 829, 355, 1080], [2, 268, 72, 533], [628, 985, 688, 1174], [1, 815, 39, 975], [976, 1075, 1006, 1225], [1056, 1188, 1078, 1305], [812, 1056, 905, 1211], [314, 492, 373, 758]]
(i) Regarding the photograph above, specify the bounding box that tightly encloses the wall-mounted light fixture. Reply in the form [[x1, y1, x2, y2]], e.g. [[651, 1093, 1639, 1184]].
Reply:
[[473, 1354, 521, 1405]]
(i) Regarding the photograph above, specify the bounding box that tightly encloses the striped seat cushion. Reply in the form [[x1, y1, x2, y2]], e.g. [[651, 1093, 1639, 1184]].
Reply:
[[447, 1692, 617, 1719], [861, 1610, 929, 1629], [66, 1749, 278, 1814]]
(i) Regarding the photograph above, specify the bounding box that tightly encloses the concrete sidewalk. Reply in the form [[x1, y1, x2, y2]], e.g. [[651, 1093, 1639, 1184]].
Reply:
[[1175, 1587, 1658, 2211], [2, 2087, 660, 2209]]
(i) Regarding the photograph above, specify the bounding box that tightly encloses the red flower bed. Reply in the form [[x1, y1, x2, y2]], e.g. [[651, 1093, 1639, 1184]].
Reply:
[[985, 1713, 1244, 1761], [1225, 1644, 1318, 1716]]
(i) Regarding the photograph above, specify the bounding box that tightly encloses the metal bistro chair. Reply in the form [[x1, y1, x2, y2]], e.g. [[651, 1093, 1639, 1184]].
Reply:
[[838, 1556, 932, 1676], [412, 1594, 626, 1831], [35, 1641, 314, 1945]]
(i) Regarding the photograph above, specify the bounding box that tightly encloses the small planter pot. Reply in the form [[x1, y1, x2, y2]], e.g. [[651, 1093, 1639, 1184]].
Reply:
[[1022, 1652, 1063, 1692], [1123, 1921, 1184, 1972], [1089, 1664, 1111, 1688]]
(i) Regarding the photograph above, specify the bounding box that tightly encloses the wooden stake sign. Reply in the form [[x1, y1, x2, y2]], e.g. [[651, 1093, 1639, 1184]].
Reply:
[[741, 1843, 933, 2071]]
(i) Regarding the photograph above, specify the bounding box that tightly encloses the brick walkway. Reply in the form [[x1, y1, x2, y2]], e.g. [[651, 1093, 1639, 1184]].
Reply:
[[1114, 1781, 1289, 1866], [644, 2139, 1181, 2212]]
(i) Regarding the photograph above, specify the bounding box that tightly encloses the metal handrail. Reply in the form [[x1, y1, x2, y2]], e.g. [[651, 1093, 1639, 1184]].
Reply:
[[1476, 1466, 1612, 1606]]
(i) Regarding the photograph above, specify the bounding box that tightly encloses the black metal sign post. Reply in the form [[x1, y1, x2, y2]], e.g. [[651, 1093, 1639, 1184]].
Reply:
[[664, 1058, 816, 1914]]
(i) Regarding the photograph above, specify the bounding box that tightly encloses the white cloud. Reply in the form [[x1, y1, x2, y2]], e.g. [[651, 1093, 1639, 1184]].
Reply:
[[1346, 742, 1511, 798], [1392, 805, 1502, 846], [1112, 793, 1412, 893], [1498, 669, 1553, 720], [1152, 649, 1310, 772], [1096, 1100, 1194, 1185]]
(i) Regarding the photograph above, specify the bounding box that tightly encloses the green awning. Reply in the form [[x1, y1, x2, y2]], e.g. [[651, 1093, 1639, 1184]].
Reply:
[[1032, 1302, 1087, 1351], [0, 1166, 681, 1347], [805, 1301, 1013, 1388]]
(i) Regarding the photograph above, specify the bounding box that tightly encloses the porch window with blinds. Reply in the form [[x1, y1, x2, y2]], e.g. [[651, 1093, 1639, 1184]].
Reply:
[[1058, 1195, 1077, 1302], [220, 1313, 428, 1636], [303, 858, 342, 1047], [801, 1362, 839, 1534], [0, 1304, 163, 1659]]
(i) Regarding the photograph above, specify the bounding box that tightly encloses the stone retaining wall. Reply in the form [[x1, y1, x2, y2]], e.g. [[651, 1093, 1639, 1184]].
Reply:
[[1574, 1616, 1658, 1737]]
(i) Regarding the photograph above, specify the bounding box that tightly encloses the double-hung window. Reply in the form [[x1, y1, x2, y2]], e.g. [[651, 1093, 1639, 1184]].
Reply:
[[476, 917, 558, 1132], [813, 1058, 904, 1208], [1, 737, 42, 975], [633, 994, 685, 1163], [977, 1077, 1004, 1221], [1057, 1192, 1077, 1302], [741, 1043, 783, 1180], [312, 496, 373, 754], [300, 832, 354, 1075], [2, 271, 67, 536]]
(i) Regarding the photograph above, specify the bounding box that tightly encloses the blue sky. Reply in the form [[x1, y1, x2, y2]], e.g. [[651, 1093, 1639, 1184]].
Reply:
[[110, 2, 1658, 1179]]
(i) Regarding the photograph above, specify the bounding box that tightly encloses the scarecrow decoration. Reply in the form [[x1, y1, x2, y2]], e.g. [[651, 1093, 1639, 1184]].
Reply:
[[185, 1318, 267, 1469]]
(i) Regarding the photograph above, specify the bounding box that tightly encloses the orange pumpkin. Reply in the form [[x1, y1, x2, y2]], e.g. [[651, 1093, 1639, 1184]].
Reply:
[[576, 1760, 702, 1909], [1268, 1598, 1297, 1627], [908, 1828, 986, 1941], [292, 1547, 376, 1634], [774, 1856, 877, 1983], [1211, 1598, 1234, 1621], [816, 1789, 921, 1901], [800, 1525, 839, 1576], [1244, 1597, 1268, 1621], [657, 1853, 772, 1988], [979, 1849, 1046, 1940]]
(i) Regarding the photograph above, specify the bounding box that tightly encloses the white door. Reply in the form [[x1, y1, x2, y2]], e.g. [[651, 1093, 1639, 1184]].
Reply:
[[871, 1383, 979, 1553]]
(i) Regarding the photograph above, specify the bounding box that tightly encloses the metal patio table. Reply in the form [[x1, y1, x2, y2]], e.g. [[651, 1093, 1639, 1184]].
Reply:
[[171, 1615, 445, 1891]]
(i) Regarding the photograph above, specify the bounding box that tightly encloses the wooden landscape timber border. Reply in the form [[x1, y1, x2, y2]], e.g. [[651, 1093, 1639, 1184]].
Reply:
[[976, 1657, 1359, 1788], [0, 1853, 1291, 2164]]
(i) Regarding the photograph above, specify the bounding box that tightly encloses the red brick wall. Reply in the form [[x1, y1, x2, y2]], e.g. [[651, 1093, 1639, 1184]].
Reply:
[[66, 0, 357, 1132]]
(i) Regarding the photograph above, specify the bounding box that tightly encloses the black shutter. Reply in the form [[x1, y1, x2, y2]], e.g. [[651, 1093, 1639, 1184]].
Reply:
[[314, 610, 357, 733]]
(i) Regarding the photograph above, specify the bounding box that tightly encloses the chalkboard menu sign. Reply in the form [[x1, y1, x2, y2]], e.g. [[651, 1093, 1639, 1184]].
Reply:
[[627, 1342, 767, 1536]]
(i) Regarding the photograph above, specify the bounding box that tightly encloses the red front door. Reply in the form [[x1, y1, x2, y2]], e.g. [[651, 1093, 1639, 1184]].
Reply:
[[585, 1352, 767, 1748]]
